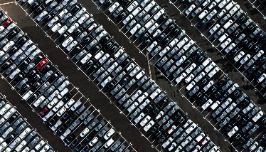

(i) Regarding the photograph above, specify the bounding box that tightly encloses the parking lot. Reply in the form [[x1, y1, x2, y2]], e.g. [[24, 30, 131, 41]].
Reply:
[[0, 0, 265, 152], [91, 0, 266, 151], [0, 80, 71, 152], [77, 0, 236, 151], [15, 0, 223, 150], [155, 0, 266, 109], [0, 92, 56, 151], [0, 2, 155, 152]]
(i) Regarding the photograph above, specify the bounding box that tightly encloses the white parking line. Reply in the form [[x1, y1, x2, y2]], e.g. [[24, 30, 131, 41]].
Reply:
[[247, 0, 266, 19], [0, 1, 14, 6]]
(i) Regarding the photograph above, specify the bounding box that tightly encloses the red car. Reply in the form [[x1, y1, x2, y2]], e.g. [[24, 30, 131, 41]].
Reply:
[[2, 17, 13, 28], [39, 107, 49, 116], [36, 58, 49, 71]]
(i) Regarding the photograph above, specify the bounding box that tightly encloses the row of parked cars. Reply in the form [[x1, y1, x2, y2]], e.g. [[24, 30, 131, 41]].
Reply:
[[0, 94, 54, 152], [170, 0, 266, 96], [17, 0, 222, 151], [92, 0, 266, 151], [0, 9, 136, 152]]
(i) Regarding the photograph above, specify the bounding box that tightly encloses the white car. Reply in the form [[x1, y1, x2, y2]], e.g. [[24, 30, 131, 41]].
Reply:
[[58, 80, 69, 91], [0, 26, 4, 32], [132, 7, 141, 17], [108, 2, 120, 13], [33, 96, 45, 108], [185, 123, 197, 134], [227, 126, 238, 137], [150, 89, 160, 100], [59, 88, 69, 97], [223, 20, 233, 29], [140, 115, 151, 127], [240, 54, 251, 65], [122, 14, 133, 25], [80, 53, 92, 64], [210, 101, 220, 110], [75, 8, 86, 18], [127, 1, 138, 12], [208, 67, 219, 78], [143, 120, 155, 132], [185, 73, 195, 83], [203, 81, 214, 92], [77, 14, 90, 25], [254, 50, 264, 60], [22, 90, 33, 101], [58, 25, 68, 35], [100, 76, 112, 88], [19, 127, 31, 139], [89, 137, 98, 146], [8, 69, 20, 80], [0, 51, 5, 58], [176, 56, 187, 67], [220, 38, 232, 49], [186, 81, 196, 91], [104, 128, 115, 140], [218, 33, 228, 43], [51, 23, 62, 33], [134, 112, 145, 124], [3, 107, 16, 120], [252, 111, 263, 122], [257, 73, 265, 83], [130, 23, 141, 35], [3, 41, 14, 52], [162, 137, 173, 148], [201, 99, 213, 111], [35, 140, 45, 151], [65, 99, 75, 108], [67, 23, 79, 34], [66, 40, 78, 52], [52, 101, 64, 112], [62, 36, 74, 48], [145, 1, 156, 12], [168, 142, 177, 151], [15, 140, 27, 152], [154, 9, 164, 20], [198, 10, 208, 20], [205, 62, 215, 73], [35, 11, 48, 22], [195, 133, 205, 143], [40, 145, 50, 152], [175, 73, 187, 84], [11, 49, 23, 60], [209, 24, 221, 35], [185, 4, 196, 16], [80, 127, 90, 138], [104, 138, 114, 148]]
